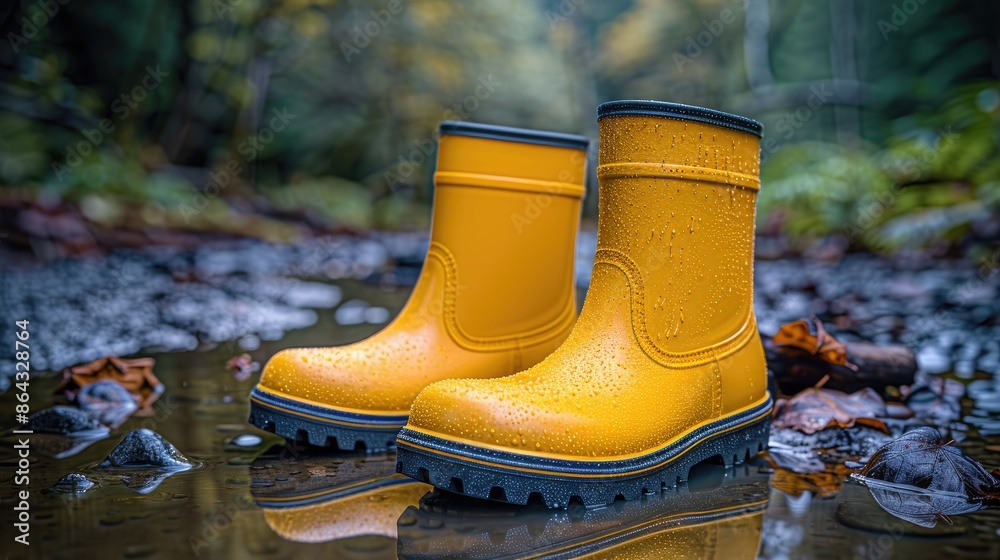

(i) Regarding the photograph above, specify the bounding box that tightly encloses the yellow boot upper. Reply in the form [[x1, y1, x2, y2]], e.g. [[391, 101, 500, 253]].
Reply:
[[406, 108, 768, 460], [257, 124, 587, 416]]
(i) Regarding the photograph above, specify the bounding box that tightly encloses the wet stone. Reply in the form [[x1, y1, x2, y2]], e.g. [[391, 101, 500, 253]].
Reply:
[[954, 361, 976, 379], [973, 392, 1000, 414], [770, 427, 893, 458], [50, 473, 96, 494], [334, 299, 372, 325], [967, 379, 999, 400], [916, 347, 952, 375], [230, 434, 262, 448], [98, 429, 193, 469], [25, 406, 110, 437], [0, 233, 425, 377], [237, 334, 261, 351]]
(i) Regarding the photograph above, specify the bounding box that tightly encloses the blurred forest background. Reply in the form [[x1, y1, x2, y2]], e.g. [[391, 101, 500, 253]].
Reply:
[[0, 0, 998, 259]]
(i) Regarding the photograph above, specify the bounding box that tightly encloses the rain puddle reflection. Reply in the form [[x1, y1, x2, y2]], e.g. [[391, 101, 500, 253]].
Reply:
[[2, 276, 999, 559]]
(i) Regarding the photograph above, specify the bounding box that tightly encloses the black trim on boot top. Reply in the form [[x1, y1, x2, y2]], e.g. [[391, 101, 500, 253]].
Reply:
[[248, 387, 407, 452], [395, 397, 772, 508], [439, 121, 590, 150], [597, 100, 763, 137]]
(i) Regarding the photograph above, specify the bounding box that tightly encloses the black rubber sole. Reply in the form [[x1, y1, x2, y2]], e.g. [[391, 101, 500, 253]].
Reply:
[[248, 387, 407, 452], [395, 397, 771, 508]]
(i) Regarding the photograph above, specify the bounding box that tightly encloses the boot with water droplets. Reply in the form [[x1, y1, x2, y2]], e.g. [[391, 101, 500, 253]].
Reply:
[[396, 101, 771, 507], [249, 122, 589, 451]]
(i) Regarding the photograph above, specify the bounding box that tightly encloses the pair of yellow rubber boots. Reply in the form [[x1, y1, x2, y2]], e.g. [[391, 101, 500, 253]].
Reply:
[[249, 100, 772, 508]]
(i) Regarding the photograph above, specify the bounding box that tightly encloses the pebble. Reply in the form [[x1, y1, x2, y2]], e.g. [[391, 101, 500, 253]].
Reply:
[[282, 282, 342, 309], [98, 429, 194, 470], [50, 473, 96, 494], [237, 334, 261, 351], [232, 434, 262, 447], [334, 299, 372, 325], [25, 406, 110, 437], [364, 306, 391, 324], [0, 233, 426, 379], [916, 347, 952, 375]]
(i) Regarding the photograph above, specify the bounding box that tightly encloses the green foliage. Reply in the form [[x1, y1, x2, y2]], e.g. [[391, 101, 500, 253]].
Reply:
[[759, 142, 894, 239], [263, 177, 373, 229], [0, 112, 47, 184], [0, 0, 994, 249], [759, 82, 1000, 250]]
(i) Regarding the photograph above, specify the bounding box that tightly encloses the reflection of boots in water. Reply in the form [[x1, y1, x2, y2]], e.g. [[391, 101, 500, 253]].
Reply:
[[263, 475, 429, 543], [397, 461, 769, 559], [586, 511, 764, 560], [249, 122, 589, 452], [251, 447, 431, 543]]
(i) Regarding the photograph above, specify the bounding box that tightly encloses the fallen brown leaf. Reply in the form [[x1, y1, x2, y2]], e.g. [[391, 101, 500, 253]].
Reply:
[[772, 386, 890, 435], [56, 356, 163, 415], [773, 317, 858, 370]]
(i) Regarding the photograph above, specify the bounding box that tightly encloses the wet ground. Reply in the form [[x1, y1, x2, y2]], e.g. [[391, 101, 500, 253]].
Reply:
[[1, 236, 999, 559]]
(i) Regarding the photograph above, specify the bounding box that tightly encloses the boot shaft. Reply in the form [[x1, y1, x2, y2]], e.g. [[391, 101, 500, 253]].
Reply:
[[595, 102, 762, 354], [427, 122, 588, 344]]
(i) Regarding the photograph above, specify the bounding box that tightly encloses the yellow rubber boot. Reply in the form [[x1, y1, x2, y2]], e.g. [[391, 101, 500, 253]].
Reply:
[[250, 121, 589, 451], [396, 101, 771, 507]]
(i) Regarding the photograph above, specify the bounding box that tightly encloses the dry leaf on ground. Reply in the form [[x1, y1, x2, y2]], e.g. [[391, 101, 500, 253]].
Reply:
[[773, 386, 890, 435], [773, 317, 858, 370]]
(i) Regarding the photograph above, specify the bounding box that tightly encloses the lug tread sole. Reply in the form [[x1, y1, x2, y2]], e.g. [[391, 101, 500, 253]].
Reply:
[[395, 400, 771, 508], [248, 388, 405, 452]]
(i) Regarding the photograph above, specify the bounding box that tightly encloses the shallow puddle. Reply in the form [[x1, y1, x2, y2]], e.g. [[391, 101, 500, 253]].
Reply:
[[2, 278, 999, 559]]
